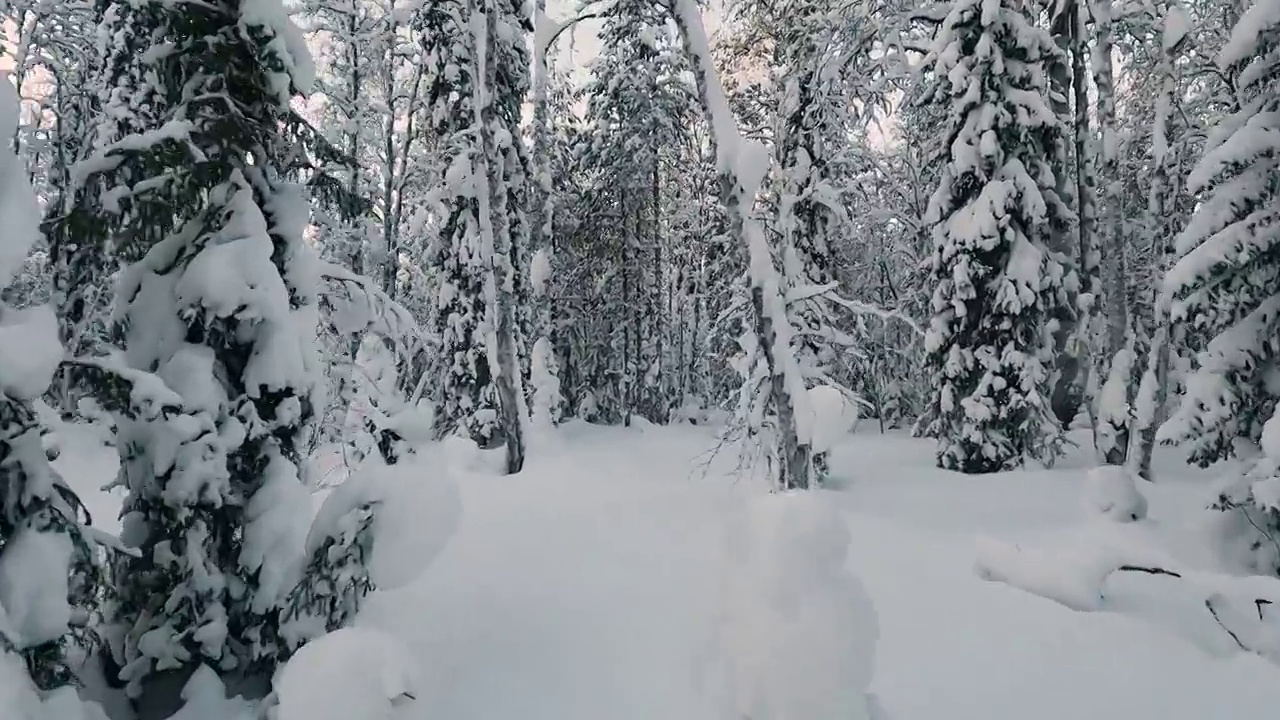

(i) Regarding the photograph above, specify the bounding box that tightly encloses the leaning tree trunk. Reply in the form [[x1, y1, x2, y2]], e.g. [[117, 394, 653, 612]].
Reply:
[[670, 0, 811, 490]]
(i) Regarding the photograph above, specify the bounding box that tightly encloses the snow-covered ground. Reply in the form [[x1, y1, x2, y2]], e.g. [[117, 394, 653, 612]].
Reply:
[[52, 419, 1280, 720]]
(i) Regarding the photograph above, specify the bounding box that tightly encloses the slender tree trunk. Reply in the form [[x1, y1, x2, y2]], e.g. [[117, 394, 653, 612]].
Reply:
[[1047, 0, 1089, 427], [1132, 9, 1182, 480], [1092, 0, 1134, 465], [380, 33, 398, 299], [1072, 3, 1099, 334], [472, 0, 526, 473], [652, 157, 664, 420], [527, 0, 560, 429]]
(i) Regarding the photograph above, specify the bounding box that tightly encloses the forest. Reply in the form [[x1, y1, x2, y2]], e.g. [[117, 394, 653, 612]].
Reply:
[[1, 0, 1279, 717]]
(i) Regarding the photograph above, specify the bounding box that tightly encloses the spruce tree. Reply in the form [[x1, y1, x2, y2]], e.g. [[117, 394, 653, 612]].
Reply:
[[422, 0, 531, 472], [920, 0, 1072, 473], [67, 0, 319, 698], [1159, 0, 1280, 465], [421, 0, 492, 444], [0, 73, 100, 693]]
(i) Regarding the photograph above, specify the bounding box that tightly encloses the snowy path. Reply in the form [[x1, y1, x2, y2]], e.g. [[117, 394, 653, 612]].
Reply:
[[57, 422, 1280, 720], [354, 425, 1280, 720], [362, 427, 739, 720]]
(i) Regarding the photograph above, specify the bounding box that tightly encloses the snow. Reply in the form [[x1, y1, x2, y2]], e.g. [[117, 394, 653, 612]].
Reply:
[[0, 526, 73, 648], [529, 247, 552, 297], [707, 490, 878, 720], [273, 627, 417, 720], [805, 384, 860, 454], [1262, 411, 1280, 459], [307, 457, 461, 592], [0, 628, 111, 720], [1219, 0, 1280, 67], [0, 77, 42, 290], [1085, 465, 1149, 522], [528, 336, 562, 434], [240, 0, 318, 99], [0, 306, 63, 400], [166, 666, 254, 720], [1163, 4, 1190, 51], [47, 421, 1280, 720], [974, 535, 1116, 611], [240, 451, 313, 613]]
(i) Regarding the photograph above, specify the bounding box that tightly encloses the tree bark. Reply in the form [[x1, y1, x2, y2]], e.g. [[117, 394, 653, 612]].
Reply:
[[1132, 8, 1183, 480], [1047, 0, 1090, 428], [670, 0, 810, 490], [1092, 0, 1133, 464], [473, 0, 526, 473]]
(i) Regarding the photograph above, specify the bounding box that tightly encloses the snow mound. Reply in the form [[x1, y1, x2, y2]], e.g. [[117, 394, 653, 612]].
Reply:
[[0, 526, 73, 648], [167, 665, 255, 720], [1261, 412, 1280, 460], [0, 638, 45, 720], [709, 490, 878, 720], [274, 627, 418, 720], [1085, 465, 1149, 522], [975, 535, 1117, 611], [0, 306, 63, 401], [806, 385, 860, 454], [386, 400, 435, 446], [308, 457, 461, 591]]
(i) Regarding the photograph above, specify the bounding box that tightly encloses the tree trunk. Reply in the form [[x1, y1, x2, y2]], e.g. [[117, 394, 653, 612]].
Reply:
[[473, 0, 526, 474], [529, 0, 555, 345], [1092, 0, 1133, 464], [1047, 0, 1089, 428], [670, 0, 810, 490], [1132, 8, 1183, 480]]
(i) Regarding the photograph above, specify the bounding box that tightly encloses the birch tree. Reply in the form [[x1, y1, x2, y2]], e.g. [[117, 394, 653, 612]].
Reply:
[[669, 0, 814, 490]]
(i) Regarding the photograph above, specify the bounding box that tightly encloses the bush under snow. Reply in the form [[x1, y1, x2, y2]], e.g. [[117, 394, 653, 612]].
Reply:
[[272, 627, 417, 720], [0, 527, 74, 649], [1085, 465, 1149, 522], [281, 456, 460, 649]]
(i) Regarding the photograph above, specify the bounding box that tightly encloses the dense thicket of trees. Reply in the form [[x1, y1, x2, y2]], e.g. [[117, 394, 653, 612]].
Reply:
[[2, 0, 1280, 710]]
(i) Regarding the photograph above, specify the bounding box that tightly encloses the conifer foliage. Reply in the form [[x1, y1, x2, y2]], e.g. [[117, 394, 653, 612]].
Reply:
[[422, 0, 530, 472], [1159, 0, 1280, 466], [0, 70, 100, 695], [66, 0, 320, 696], [921, 0, 1072, 473]]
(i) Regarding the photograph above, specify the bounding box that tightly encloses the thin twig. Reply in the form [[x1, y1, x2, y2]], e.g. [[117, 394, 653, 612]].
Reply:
[[1205, 597, 1248, 651], [1117, 564, 1183, 578]]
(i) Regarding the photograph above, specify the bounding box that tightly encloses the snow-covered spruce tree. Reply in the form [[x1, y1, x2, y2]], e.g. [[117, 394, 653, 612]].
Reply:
[[1159, 0, 1280, 473], [67, 0, 319, 700], [920, 0, 1073, 473], [421, 0, 530, 472], [0, 74, 101, 693]]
